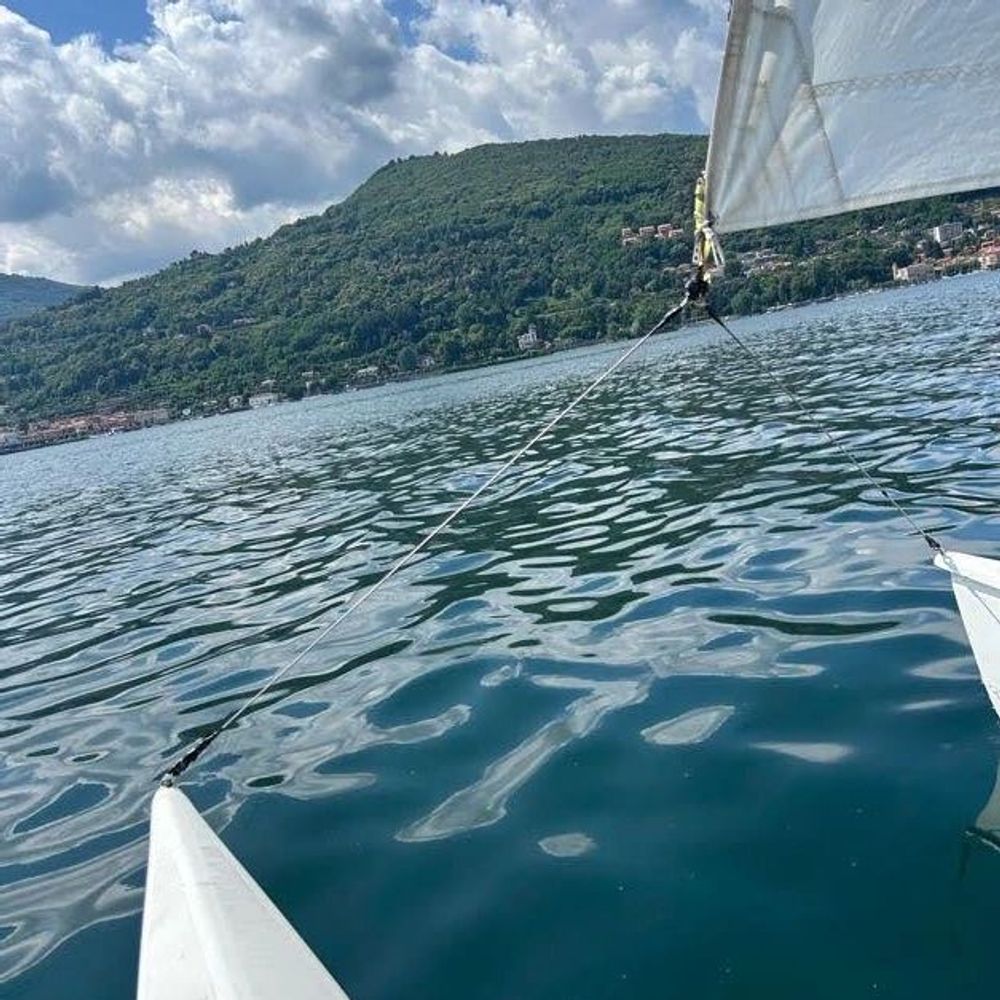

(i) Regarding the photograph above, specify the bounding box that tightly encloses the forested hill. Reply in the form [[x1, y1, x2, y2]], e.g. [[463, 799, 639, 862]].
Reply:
[[0, 274, 87, 323], [1, 133, 993, 422]]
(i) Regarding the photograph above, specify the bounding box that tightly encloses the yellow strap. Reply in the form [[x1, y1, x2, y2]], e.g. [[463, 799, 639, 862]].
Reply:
[[692, 174, 717, 273]]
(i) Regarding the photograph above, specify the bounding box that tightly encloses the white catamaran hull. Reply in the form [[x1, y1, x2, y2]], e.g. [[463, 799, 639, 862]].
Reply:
[[936, 550, 1000, 721], [137, 785, 349, 1000]]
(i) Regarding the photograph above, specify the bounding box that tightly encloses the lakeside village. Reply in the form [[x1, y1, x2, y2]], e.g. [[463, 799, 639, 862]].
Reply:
[[624, 217, 1000, 281], [0, 354, 530, 456], [751, 221, 998, 283], [4, 214, 1000, 457]]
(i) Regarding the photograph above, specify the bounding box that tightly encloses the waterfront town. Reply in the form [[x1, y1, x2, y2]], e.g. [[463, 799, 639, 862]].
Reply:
[[625, 215, 1000, 282], [0, 408, 171, 454], [742, 216, 1000, 283]]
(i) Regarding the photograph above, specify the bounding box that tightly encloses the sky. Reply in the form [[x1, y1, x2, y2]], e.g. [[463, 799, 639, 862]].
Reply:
[[0, 1, 728, 285]]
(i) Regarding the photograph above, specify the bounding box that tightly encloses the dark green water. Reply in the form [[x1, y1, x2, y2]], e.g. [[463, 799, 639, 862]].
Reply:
[[3, 273, 1000, 999]]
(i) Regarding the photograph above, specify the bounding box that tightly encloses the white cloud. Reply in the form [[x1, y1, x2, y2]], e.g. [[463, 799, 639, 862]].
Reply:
[[0, 0, 725, 284], [4, 177, 304, 286]]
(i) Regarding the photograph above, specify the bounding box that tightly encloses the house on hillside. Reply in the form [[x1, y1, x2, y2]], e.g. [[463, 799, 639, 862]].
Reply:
[[518, 325, 540, 351], [892, 261, 935, 283], [741, 248, 792, 276], [133, 408, 170, 426], [980, 244, 1000, 270]]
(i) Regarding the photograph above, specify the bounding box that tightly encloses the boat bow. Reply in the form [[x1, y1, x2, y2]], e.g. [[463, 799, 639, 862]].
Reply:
[[935, 550, 1000, 720], [137, 785, 349, 1000]]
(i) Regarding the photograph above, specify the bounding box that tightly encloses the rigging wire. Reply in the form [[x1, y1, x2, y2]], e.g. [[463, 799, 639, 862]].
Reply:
[[701, 301, 941, 552], [163, 289, 951, 784], [162, 294, 691, 782], [701, 297, 1000, 704]]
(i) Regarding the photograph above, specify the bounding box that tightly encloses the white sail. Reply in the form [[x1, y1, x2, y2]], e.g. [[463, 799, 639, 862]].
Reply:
[[934, 551, 1000, 721], [137, 786, 350, 1000], [706, 0, 1000, 233]]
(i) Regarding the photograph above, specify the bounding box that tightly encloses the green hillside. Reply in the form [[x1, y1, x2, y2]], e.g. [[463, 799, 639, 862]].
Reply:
[[1, 133, 995, 422], [0, 273, 86, 323]]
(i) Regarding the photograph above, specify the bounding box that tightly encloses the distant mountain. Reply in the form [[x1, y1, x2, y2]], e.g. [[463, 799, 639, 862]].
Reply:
[[0, 273, 87, 323], [1, 133, 996, 423]]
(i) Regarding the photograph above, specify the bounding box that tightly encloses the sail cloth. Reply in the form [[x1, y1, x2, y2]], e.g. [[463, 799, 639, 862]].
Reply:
[[138, 786, 350, 1000], [705, 0, 1000, 234], [935, 551, 1000, 722]]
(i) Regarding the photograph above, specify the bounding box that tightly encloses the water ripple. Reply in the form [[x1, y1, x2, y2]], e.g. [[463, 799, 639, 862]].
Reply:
[[2, 273, 1000, 991]]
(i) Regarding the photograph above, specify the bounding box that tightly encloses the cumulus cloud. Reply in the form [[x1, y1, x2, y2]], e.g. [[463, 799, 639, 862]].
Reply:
[[0, 0, 725, 284]]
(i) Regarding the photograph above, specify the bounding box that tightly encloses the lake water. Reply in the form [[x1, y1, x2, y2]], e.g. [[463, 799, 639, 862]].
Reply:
[[3, 272, 1000, 999]]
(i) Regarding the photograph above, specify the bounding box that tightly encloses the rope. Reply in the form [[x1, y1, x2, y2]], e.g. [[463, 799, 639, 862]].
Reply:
[[701, 301, 941, 552], [162, 294, 691, 782], [697, 298, 1000, 724]]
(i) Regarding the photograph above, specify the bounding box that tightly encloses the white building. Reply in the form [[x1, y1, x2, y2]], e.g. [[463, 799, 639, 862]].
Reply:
[[517, 325, 540, 351], [892, 261, 935, 283], [741, 248, 792, 275], [931, 222, 963, 245]]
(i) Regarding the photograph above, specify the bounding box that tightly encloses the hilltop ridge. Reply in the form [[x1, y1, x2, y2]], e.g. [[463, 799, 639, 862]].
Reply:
[[0, 273, 87, 323]]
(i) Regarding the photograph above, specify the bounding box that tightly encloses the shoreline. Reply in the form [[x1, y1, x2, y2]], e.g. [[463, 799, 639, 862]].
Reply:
[[4, 267, 995, 460]]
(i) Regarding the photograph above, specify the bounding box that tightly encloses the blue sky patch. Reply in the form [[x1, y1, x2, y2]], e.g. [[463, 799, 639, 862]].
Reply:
[[8, 0, 153, 46]]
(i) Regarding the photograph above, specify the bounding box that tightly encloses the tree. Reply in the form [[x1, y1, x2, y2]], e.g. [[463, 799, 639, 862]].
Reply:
[[397, 345, 417, 371], [440, 337, 463, 366]]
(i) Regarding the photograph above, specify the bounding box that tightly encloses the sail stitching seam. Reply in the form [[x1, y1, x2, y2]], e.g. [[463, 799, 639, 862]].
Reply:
[[814, 63, 1000, 98], [782, 10, 845, 204], [749, 4, 845, 214], [793, 168, 1000, 208], [758, 80, 800, 215]]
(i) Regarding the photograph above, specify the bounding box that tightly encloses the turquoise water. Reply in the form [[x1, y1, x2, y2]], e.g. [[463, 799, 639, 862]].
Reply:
[[3, 273, 1000, 999]]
